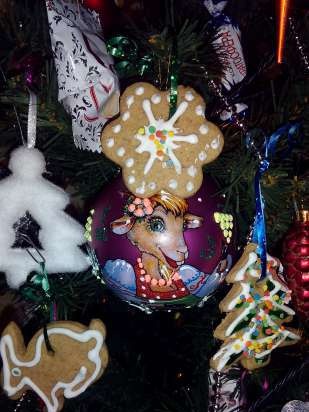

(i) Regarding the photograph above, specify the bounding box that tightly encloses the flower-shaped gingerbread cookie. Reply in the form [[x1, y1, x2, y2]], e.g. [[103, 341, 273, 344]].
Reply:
[[101, 82, 224, 198]]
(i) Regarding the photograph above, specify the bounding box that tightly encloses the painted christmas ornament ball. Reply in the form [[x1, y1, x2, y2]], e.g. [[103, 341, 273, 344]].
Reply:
[[88, 176, 235, 311]]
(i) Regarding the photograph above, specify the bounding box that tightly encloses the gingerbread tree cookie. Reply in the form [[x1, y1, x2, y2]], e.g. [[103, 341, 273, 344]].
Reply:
[[210, 243, 301, 371], [101, 82, 224, 198]]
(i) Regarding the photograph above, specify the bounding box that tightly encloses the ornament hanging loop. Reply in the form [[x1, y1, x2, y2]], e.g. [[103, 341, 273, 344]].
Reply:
[[27, 90, 38, 149]]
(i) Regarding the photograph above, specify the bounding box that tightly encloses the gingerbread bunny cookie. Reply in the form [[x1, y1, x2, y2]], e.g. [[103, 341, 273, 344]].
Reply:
[[101, 82, 224, 198], [1, 319, 108, 412]]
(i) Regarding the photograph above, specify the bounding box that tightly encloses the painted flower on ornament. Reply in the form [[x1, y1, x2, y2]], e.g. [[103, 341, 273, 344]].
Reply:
[[101, 82, 224, 198], [127, 197, 154, 218]]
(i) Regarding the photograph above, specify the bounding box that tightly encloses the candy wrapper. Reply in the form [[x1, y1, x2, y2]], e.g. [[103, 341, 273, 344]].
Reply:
[[219, 102, 248, 122], [208, 367, 246, 412], [204, 0, 247, 91], [46, 0, 119, 152]]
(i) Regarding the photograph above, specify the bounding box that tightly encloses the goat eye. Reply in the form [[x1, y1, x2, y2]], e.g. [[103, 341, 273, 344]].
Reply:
[[148, 217, 165, 232], [11, 367, 21, 377]]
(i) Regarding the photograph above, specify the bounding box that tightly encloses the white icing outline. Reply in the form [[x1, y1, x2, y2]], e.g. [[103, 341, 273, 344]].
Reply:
[[112, 125, 121, 133], [199, 124, 208, 134], [212, 253, 300, 371], [211, 135, 221, 149], [187, 165, 197, 177], [126, 95, 134, 108], [122, 111, 130, 121], [125, 158, 134, 168], [106, 138, 114, 148], [135, 99, 198, 175], [117, 147, 125, 157], [135, 87, 144, 95], [185, 91, 194, 101], [186, 181, 194, 192], [195, 105, 204, 116], [1, 327, 104, 412], [151, 94, 161, 104]]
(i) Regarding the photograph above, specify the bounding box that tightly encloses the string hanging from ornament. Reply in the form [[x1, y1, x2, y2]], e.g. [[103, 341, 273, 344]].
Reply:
[[205, 70, 248, 133], [277, 0, 290, 64], [289, 17, 309, 73], [246, 122, 302, 278]]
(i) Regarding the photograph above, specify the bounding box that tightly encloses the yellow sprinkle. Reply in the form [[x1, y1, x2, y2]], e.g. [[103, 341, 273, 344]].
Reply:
[[263, 285, 268, 291], [138, 127, 145, 135], [168, 131, 174, 137], [273, 295, 279, 301], [233, 344, 241, 351]]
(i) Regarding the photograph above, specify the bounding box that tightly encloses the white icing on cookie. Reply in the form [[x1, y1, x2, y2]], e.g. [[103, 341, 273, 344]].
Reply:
[[211, 135, 221, 149], [195, 105, 204, 116], [135, 99, 198, 176], [117, 147, 125, 157], [198, 151, 207, 161], [122, 111, 130, 121], [187, 165, 197, 177], [135, 87, 144, 95], [112, 124, 121, 133], [151, 94, 161, 104], [106, 138, 114, 148], [128, 175, 135, 184], [148, 182, 156, 190], [199, 124, 209, 135], [168, 179, 178, 189], [212, 252, 300, 371], [125, 158, 134, 168], [0, 326, 105, 412], [234, 252, 258, 281], [136, 181, 146, 194], [185, 91, 194, 101], [186, 181, 194, 192], [126, 95, 134, 108]]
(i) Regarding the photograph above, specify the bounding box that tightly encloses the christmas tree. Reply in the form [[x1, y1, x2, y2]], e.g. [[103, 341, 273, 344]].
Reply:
[[211, 243, 301, 371], [0, 1, 308, 411]]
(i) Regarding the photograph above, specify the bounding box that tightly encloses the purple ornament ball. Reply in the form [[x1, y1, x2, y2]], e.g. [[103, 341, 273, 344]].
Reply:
[[89, 175, 235, 311]]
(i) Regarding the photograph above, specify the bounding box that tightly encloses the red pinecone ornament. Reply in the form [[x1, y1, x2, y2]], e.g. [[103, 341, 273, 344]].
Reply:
[[282, 210, 309, 323]]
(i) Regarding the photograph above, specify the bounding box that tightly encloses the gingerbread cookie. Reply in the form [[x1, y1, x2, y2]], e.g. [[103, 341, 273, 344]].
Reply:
[[1, 319, 108, 412], [101, 82, 224, 198], [210, 244, 301, 371]]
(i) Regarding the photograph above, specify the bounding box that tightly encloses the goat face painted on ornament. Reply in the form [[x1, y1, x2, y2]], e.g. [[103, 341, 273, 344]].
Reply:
[[111, 192, 203, 284]]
